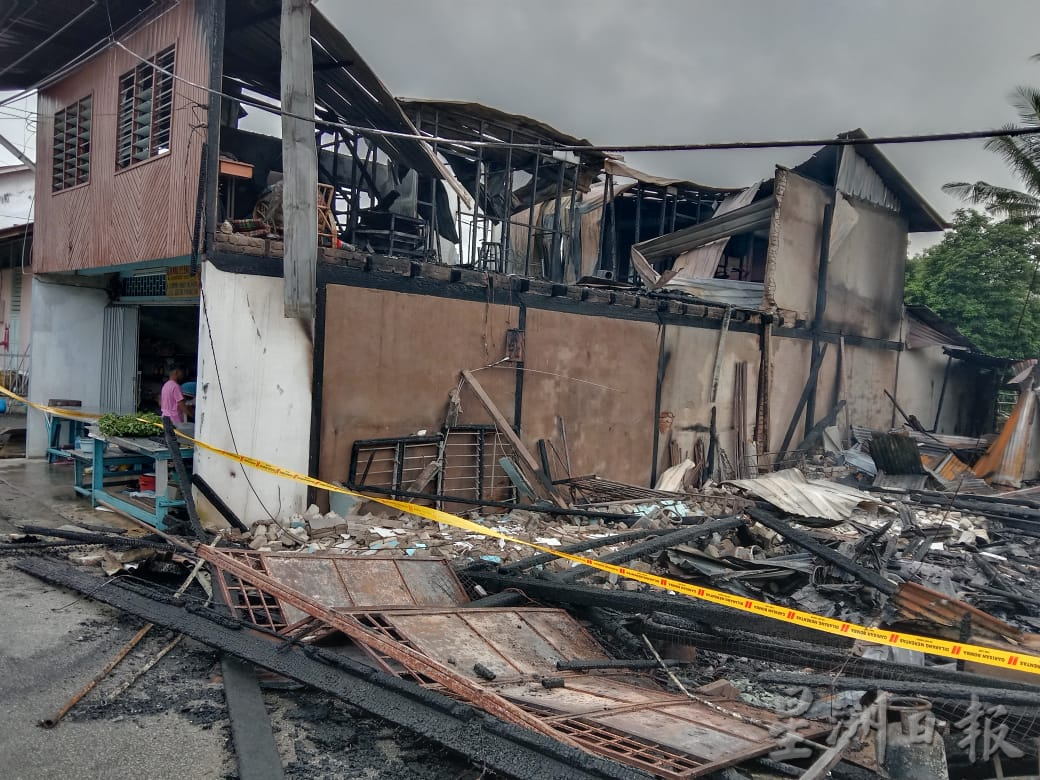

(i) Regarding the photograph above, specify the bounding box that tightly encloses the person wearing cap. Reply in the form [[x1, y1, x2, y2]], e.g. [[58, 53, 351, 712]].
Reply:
[[181, 380, 197, 420], [160, 367, 192, 423]]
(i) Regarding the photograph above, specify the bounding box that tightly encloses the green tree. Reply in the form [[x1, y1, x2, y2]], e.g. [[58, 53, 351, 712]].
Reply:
[[905, 210, 1040, 358], [944, 85, 1040, 226]]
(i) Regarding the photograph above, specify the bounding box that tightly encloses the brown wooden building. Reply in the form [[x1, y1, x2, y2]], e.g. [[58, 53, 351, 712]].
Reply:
[[6, 0, 998, 523]]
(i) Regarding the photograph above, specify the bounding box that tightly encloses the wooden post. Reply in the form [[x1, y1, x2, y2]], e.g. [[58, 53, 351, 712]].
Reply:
[[202, 0, 224, 254], [281, 0, 318, 319]]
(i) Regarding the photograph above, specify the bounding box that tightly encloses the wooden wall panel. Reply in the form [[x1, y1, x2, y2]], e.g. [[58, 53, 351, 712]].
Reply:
[[318, 285, 662, 492], [33, 0, 210, 273], [318, 286, 519, 487], [519, 309, 660, 486]]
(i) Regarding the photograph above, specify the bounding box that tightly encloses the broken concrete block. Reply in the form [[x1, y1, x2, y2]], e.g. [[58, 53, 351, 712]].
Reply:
[[308, 511, 344, 531]]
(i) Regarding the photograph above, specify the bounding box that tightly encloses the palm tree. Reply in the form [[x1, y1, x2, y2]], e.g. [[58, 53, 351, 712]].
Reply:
[[944, 83, 1040, 227]]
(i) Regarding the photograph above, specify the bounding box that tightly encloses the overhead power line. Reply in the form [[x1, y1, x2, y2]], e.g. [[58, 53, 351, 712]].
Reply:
[[8, 31, 1038, 157], [111, 41, 1040, 156]]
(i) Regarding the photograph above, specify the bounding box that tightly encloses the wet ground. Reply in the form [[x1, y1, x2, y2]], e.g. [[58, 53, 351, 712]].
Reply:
[[0, 458, 489, 779]]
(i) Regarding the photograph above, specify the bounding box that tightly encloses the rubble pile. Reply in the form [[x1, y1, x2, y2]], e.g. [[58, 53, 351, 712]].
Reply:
[[14, 421, 1040, 780], [229, 504, 660, 565]]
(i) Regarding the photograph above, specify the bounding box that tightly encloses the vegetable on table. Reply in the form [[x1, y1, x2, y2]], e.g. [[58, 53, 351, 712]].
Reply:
[[97, 412, 163, 438]]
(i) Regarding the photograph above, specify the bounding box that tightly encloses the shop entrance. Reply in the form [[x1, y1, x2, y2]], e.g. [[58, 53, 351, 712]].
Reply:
[[136, 305, 200, 414]]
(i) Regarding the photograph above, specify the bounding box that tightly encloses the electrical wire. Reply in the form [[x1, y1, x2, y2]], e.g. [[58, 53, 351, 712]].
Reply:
[[3, 0, 1039, 158], [198, 286, 277, 523], [110, 40, 1040, 156]]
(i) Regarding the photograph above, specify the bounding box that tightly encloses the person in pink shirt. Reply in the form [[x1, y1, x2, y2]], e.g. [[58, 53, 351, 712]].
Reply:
[[160, 367, 191, 423]]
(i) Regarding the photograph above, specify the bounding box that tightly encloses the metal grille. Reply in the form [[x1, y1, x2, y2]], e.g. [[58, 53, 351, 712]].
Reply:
[[348, 425, 514, 505], [121, 273, 166, 297], [558, 475, 688, 506], [214, 551, 288, 631], [201, 545, 811, 778], [548, 718, 705, 778]]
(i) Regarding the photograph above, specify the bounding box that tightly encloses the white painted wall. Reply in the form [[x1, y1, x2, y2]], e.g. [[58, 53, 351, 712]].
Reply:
[[0, 165, 35, 230], [194, 264, 312, 524], [27, 278, 108, 455], [0, 267, 33, 354]]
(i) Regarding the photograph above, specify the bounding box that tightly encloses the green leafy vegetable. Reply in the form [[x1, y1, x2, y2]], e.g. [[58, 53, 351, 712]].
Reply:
[[97, 412, 164, 437]]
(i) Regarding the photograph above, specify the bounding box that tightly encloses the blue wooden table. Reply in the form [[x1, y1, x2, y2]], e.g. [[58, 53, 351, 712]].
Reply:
[[45, 408, 95, 463], [89, 434, 194, 531]]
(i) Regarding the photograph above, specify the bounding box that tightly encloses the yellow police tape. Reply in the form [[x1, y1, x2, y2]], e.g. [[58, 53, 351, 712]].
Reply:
[[8, 384, 1040, 676]]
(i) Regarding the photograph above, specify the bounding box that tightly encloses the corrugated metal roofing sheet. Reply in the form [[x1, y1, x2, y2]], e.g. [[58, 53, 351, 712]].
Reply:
[[869, 433, 926, 475], [726, 469, 881, 521], [656, 279, 765, 310]]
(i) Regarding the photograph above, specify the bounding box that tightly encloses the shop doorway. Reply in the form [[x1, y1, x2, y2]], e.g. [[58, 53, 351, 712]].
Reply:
[[136, 305, 200, 414]]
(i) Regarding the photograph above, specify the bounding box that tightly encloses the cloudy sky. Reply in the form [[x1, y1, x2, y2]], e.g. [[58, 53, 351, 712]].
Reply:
[[2, 0, 1039, 248], [327, 0, 1040, 248]]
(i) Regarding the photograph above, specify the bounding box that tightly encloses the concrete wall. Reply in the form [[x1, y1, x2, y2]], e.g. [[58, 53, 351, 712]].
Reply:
[[0, 267, 32, 355], [658, 324, 762, 476], [27, 278, 108, 455], [766, 169, 827, 320], [824, 195, 908, 342], [897, 347, 986, 435], [193, 265, 313, 524], [0, 166, 35, 231]]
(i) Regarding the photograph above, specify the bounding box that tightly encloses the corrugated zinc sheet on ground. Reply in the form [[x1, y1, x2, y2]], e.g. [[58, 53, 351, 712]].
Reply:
[[727, 469, 880, 521]]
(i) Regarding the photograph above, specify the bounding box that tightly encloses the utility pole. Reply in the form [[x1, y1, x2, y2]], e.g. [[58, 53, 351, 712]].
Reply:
[[280, 0, 317, 319]]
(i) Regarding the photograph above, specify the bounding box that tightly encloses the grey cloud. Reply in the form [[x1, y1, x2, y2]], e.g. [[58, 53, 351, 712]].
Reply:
[[329, 0, 1040, 230]]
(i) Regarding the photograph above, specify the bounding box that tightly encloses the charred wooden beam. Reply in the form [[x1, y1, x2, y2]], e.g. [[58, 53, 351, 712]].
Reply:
[[644, 612, 1040, 693], [758, 670, 1040, 707], [745, 507, 897, 595], [557, 516, 743, 582], [465, 568, 835, 644]]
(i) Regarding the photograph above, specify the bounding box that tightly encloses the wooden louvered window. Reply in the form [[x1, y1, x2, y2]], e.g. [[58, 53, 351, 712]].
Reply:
[[51, 95, 92, 191], [116, 46, 175, 169]]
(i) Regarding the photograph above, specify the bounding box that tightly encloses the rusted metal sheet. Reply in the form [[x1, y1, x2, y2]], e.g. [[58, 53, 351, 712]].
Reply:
[[205, 547, 814, 778], [369, 609, 609, 679], [919, 451, 993, 494], [894, 581, 1022, 644], [214, 551, 469, 627], [974, 386, 1036, 488], [505, 676, 786, 776], [366, 609, 814, 779], [199, 545, 573, 745]]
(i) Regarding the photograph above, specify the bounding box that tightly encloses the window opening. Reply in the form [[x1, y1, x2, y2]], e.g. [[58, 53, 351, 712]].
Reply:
[[52, 95, 92, 190], [116, 46, 175, 169]]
